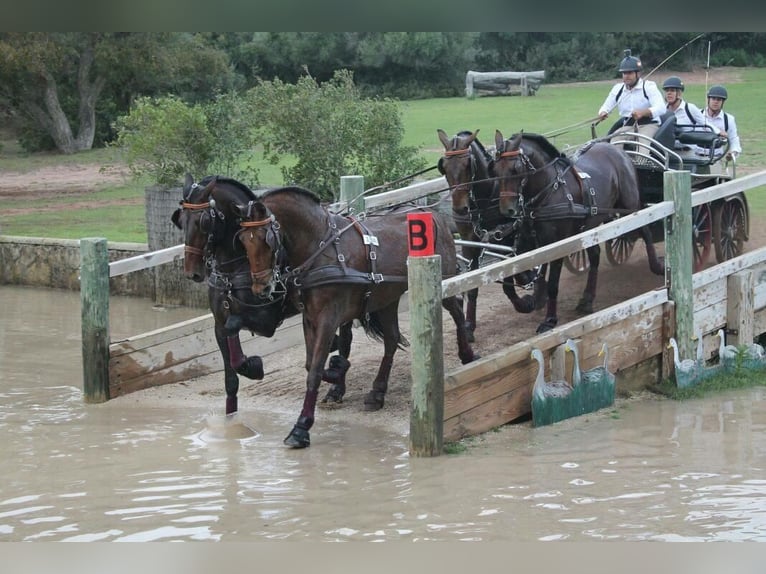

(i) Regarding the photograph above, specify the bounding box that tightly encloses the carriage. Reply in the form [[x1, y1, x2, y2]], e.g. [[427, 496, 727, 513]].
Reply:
[[564, 116, 748, 274]]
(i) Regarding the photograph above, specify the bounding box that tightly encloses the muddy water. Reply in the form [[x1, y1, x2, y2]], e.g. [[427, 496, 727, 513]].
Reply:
[[2, 285, 766, 542]]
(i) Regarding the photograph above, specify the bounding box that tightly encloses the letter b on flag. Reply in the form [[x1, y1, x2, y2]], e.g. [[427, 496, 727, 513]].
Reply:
[[407, 212, 435, 256]]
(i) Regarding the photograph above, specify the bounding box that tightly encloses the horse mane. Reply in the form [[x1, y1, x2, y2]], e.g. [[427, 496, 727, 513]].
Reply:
[[201, 175, 259, 201], [263, 186, 322, 205], [515, 132, 566, 161]]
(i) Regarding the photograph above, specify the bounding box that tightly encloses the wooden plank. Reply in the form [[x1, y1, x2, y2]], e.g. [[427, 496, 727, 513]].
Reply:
[[364, 178, 448, 211], [442, 202, 674, 298], [665, 170, 694, 363], [109, 244, 184, 277], [408, 255, 445, 457], [727, 269, 755, 346], [690, 171, 766, 207], [693, 246, 766, 289], [109, 315, 305, 392], [80, 238, 111, 403]]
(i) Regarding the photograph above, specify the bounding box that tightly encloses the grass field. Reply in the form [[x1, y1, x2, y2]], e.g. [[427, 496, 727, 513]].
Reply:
[[2, 67, 765, 243]]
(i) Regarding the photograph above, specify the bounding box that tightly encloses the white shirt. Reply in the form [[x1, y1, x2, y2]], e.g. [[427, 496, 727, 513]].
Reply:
[[702, 107, 741, 157], [668, 98, 706, 130], [599, 78, 666, 124]]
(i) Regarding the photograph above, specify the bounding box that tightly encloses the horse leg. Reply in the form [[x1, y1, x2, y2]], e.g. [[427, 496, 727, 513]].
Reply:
[[639, 225, 665, 275], [215, 322, 241, 415], [363, 302, 402, 411], [284, 317, 336, 448], [575, 245, 600, 314], [224, 315, 264, 380], [537, 259, 564, 333], [321, 322, 353, 405], [464, 287, 478, 342], [442, 295, 479, 364]]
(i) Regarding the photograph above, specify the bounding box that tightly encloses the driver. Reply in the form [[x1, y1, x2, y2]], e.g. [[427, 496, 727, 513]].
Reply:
[[598, 49, 665, 146]]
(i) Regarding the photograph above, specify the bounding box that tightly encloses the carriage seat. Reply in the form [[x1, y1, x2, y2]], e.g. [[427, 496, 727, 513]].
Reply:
[[675, 125, 727, 167]]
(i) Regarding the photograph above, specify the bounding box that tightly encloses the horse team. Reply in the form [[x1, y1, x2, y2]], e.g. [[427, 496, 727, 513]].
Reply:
[[173, 129, 663, 448]]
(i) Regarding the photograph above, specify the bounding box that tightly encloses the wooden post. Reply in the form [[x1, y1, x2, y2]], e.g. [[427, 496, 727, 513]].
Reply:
[[727, 269, 755, 346], [80, 237, 110, 403], [408, 255, 444, 457], [340, 175, 365, 215], [664, 170, 694, 367]]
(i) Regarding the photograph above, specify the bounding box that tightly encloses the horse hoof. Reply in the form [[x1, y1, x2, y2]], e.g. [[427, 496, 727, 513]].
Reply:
[[575, 300, 593, 314], [363, 391, 385, 411], [461, 352, 479, 364], [512, 295, 536, 314], [284, 425, 311, 448], [225, 395, 238, 415], [320, 383, 346, 407], [237, 356, 264, 380], [536, 318, 558, 334]]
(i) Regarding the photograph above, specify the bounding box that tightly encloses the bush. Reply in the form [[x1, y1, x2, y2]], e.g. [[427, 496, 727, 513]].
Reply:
[[248, 69, 426, 201], [112, 93, 260, 188]]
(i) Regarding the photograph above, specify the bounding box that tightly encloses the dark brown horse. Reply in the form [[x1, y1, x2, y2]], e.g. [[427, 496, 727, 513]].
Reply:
[[236, 186, 476, 448], [437, 129, 545, 336], [490, 130, 664, 333], [171, 175, 352, 415]]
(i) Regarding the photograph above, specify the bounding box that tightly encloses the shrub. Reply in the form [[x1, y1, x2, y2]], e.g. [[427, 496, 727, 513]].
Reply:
[[248, 69, 426, 201], [112, 93, 260, 188]]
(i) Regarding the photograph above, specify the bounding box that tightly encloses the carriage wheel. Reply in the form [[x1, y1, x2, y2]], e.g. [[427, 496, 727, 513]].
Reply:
[[605, 235, 636, 266], [692, 203, 712, 272], [563, 249, 590, 275], [712, 197, 747, 263]]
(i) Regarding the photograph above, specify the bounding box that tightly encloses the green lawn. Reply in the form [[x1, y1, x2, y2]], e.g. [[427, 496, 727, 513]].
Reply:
[[2, 67, 765, 243]]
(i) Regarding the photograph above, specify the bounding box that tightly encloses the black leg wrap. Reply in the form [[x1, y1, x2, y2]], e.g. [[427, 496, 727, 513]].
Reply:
[[236, 355, 264, 380], [284, 415, 313, 448], [321, 355, 351, 384], [224, 314, 243, 334]]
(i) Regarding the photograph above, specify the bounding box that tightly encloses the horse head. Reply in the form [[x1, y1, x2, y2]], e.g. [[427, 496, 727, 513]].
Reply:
[[171, 173, 217, 282], [437, 129, 488, 221], [490, 130, 541, 217], [236, 200, 282, 298]]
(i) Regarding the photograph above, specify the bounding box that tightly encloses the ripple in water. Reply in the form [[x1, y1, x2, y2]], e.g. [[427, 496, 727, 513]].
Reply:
[[191, 412, 260, 444]]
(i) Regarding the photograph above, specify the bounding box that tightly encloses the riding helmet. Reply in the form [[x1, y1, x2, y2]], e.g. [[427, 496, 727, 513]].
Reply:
[[707, 84, 728, 100], [618, 49, 642, 73], [662, 76, 684, 91]]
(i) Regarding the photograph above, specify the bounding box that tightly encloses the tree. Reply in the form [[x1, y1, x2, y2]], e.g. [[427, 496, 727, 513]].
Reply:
[[248, 69, 425, 200], [0, 32, 237, 154]]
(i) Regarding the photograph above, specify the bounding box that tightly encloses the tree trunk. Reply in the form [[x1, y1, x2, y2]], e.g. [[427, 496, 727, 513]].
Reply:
[[28, 45, 104, 154]]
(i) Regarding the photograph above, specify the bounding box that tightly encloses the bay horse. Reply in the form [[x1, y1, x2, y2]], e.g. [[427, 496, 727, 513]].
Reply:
[[437, 129, 546, 337], [171, 175, 352, 416], [235, 186, 477, 448], [490, 130, 665, 333]]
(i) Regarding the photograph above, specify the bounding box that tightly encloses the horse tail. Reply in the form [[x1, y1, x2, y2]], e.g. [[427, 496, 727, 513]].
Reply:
[[361, 312, 410, 350]]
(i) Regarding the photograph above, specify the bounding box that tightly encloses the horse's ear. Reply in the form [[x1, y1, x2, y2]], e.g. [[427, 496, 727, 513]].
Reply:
[[184, 173, 193, 190], [437, 129, 450, 149], [233, 203, 248, 219], [171, 208, 182, 229], [510, 132, 523, 149], [487, 159, 495, 176], [495, 130, 504, 152], [198, 177, 216, 198]]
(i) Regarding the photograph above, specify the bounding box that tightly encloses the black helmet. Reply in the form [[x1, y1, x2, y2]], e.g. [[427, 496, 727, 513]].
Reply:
[[662, 76, 684, 91], [618, 49, 642, 73], [707, 84, 728, 100]]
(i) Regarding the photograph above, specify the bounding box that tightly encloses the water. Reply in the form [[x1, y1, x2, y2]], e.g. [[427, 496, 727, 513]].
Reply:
[[2, 285, 766, 542]]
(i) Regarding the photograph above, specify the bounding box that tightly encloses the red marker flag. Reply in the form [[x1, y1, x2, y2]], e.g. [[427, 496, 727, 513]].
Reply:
[[407, 212, 435, 256]]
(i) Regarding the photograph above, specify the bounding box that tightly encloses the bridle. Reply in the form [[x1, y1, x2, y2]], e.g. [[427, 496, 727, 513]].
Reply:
[[239, 208, 286, 299]]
